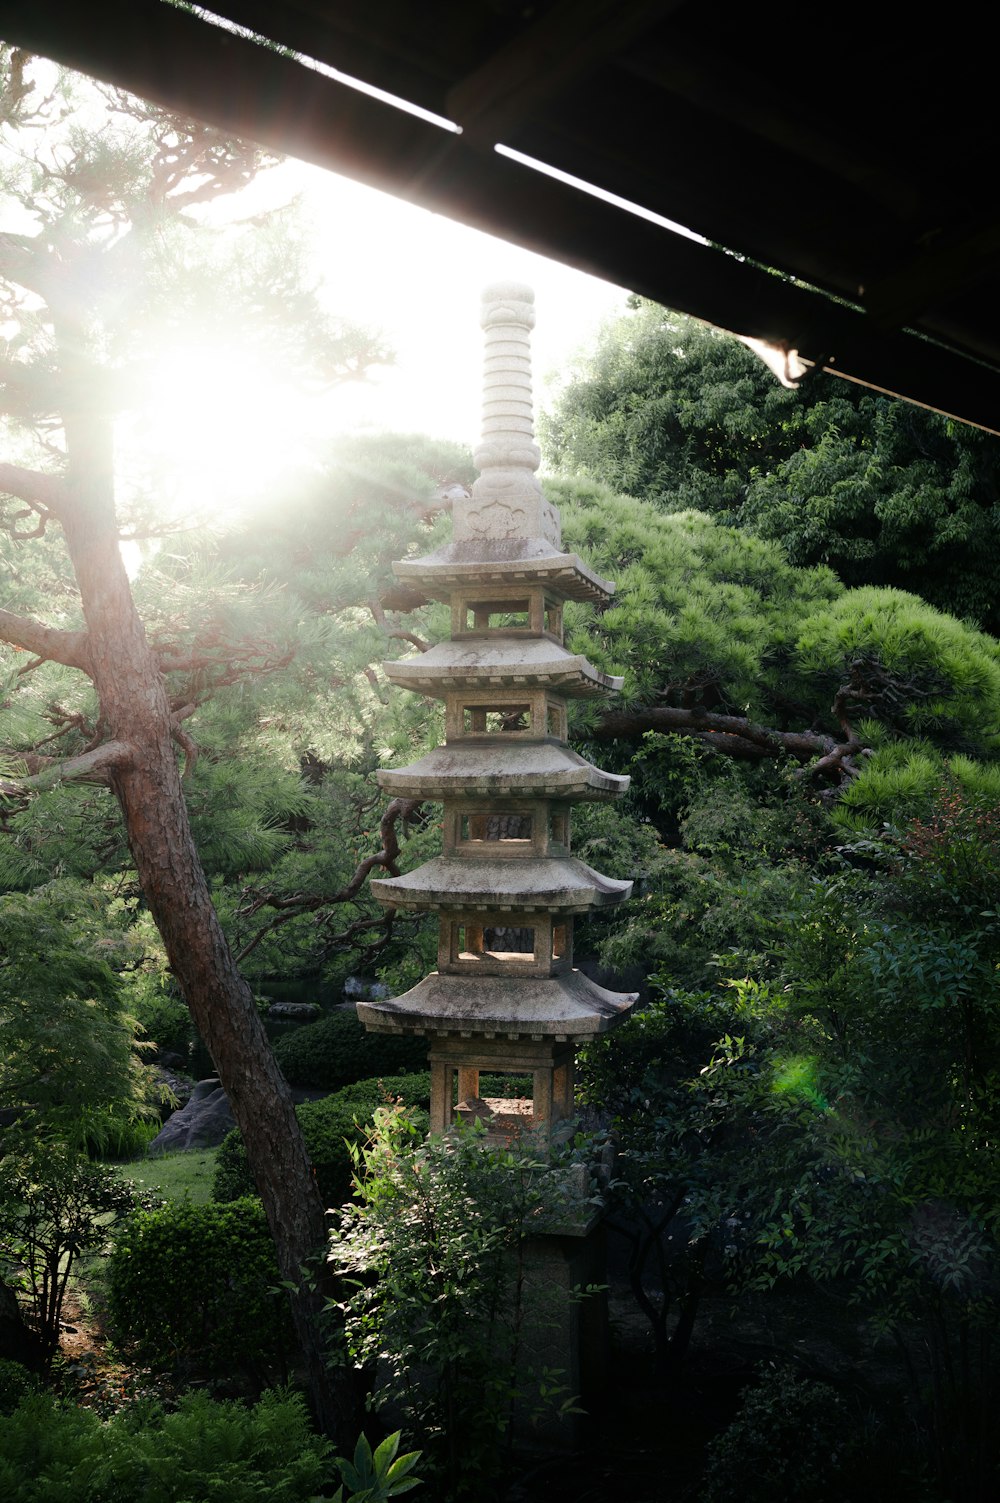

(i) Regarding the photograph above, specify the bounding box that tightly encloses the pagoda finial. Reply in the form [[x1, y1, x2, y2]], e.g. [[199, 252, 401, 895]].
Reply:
[[456, 282, 561, 547]]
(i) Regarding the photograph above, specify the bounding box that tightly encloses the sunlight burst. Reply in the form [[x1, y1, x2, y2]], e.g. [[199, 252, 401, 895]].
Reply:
[[120, 342, 330, 523]]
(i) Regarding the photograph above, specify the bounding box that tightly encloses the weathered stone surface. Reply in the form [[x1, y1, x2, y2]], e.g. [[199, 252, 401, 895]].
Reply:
[[385, 636, 621, 696], [393, 540, 614, 605], [152, 1066, 195, 1120], [377, 741, 628, 800], [372, 855, 631, 911], [365, 282, 636, 1142], [148, 1078, 234, 1153], [359, 968, 635, 1039], [265, 1001, 321, 1022], [464, 281, 553, 545]]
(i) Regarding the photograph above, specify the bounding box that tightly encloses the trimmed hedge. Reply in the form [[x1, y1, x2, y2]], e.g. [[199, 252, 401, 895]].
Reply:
[[106, 1197, 292, 1379], [271, 1009, 426, 1091], [213, 1073, 432, 1210]]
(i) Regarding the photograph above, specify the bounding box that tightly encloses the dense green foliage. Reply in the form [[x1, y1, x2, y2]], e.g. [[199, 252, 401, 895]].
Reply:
[[328, 1107, 591, 1499], [0, 1387, 334, 1502], [0, 1147, 139, 1367], [214, 1073, 432, 1208], [0, 882, 152, 1144], [107, 1198, 292, 1382], [555, 477, 1000, 765], [272, 1010, 428, 1091], [700, 1364, 857, 1503], [329, 1430, 422, 1503], [544, 302, 1000, 631], [580, 772, 1000, 1496], [0, 1359, 36, 1415]]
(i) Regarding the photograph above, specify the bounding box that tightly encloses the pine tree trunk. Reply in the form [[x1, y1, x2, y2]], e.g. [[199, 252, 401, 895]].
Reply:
[[57, 392, 343, 1434]]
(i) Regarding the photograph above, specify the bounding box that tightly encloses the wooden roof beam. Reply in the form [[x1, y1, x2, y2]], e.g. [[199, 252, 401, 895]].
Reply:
[[446, 0, 680, 143], [618, 40, 923, 222], [862, 220, 1000, 330], [6, 0, 1000, 432]]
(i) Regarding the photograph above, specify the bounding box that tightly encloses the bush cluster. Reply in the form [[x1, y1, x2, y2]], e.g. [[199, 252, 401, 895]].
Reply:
[[272, 1010, 427, 1090], [213, 1073, 432, 1209], [0, 1387, 332, 1502], [701, 1363, 858, 1503], [0, 1360, 36, 1417], [106, 1197, 292, 1381]]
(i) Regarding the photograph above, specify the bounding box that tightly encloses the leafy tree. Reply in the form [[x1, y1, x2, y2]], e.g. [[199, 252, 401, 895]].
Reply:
[[0, 880, 148, 1143], [0, 51, 386, 1431], [328, 1107, 589, 1499], [543, 301, 1000, 632], [0, 1144, 138, 1367], [757, 826, 1000, 1500]]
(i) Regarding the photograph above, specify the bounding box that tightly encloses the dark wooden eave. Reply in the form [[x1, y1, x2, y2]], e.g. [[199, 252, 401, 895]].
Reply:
[[5, 0, 1000, 431]]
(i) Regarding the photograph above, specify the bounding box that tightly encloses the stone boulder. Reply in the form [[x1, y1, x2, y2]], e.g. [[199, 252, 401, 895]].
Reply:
[[266, 1001, 321, 1023], [148, 1078, 234, 1154], [343, 975, 389, 1002], [152, 1066, 196, 1121]]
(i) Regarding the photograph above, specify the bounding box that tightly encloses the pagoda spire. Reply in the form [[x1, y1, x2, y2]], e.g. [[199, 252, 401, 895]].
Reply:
[[455, 281, 558, 546]]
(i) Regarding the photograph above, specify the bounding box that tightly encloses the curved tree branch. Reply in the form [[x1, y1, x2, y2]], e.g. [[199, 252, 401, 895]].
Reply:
[[5, 738, 133, 791], [593, 698, 870, 788], [0, 608, 91, 673], [594, 705, 833, 762], [234, 796, 422, 963], [0, 461, 69, 516], [368, 596, 429, 652]]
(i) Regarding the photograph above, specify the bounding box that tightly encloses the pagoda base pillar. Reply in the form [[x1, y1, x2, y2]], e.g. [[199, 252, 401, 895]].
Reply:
[[513, 1218, 611, 1449]]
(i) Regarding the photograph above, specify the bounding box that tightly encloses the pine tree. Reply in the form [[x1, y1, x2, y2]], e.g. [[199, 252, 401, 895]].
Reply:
[[0, 49, 384, 1433]]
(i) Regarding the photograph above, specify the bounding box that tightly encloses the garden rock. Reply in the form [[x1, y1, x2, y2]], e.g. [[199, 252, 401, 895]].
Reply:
[[266, 1001, 321, 1022], [344, 976, 389, 1002], [148, 1079, 234, 1153], [152, 1067, 195, 1120]]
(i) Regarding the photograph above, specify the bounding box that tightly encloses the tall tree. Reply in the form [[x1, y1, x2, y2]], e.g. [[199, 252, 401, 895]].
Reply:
[[542, 301, 1000, 632], [548, 477, 1000, 801], [0, 50, 383, 1432]]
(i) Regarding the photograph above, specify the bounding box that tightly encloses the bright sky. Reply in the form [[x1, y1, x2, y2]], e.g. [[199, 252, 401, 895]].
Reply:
[[4, 50, 638, 525], [284, 157, 633, 447], [131, 154, 633, 519]]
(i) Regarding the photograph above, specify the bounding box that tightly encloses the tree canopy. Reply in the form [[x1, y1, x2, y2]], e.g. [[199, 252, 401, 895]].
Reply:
[[543, 301, 1000, 633]]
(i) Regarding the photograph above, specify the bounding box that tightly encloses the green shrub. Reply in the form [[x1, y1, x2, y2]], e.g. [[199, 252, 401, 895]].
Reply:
[[0, 1387, 333, 1501], [0, 1360, 36, 1416], [272, 1011, 426, 1091], [213, 1074, 431, 1209], [0, 1148, 139, 1367], [106, 1197, 292, 1381], [329, 1106, 589, 1499], [700, 1363, 857, 1503]]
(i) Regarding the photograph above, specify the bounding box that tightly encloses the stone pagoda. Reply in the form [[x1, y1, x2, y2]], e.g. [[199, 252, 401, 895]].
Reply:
[[358, 282, 636, 1142]]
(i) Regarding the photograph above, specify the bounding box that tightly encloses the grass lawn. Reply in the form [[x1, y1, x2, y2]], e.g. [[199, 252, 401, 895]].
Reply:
[[122, 1147, 219, 1205]]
